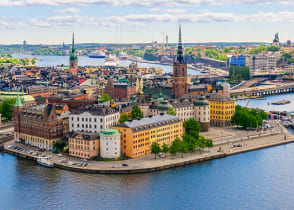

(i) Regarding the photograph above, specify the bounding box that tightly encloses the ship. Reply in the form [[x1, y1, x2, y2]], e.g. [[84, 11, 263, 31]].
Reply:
[[37, 157, 54, 168], [119, 51, 128, 60], [88, 50, 106, 58], [104, 54, 119, 67]]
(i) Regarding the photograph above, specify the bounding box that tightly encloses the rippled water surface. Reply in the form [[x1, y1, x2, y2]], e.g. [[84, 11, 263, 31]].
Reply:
[[1, 142, 294, 209]]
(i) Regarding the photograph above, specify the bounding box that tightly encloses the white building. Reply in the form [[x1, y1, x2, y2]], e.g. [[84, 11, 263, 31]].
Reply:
[[69, 105, 120, 133], [100, 129, 121, 159], [194, 96, 210, 131]]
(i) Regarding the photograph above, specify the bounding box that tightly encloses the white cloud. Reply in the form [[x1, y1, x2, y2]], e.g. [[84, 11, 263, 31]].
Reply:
[[165, 9, 187, 14], [54, 8, 80, 13], [0, 0, 293, 7], [148, 8, 161, 12], [3, 10, 294, 30]]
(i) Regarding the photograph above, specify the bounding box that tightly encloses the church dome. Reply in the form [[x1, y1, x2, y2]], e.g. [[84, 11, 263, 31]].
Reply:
[[157, 100, 173, 111], [194, 95, 209, 106]]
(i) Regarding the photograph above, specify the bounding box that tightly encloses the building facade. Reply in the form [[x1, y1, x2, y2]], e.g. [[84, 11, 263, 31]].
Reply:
[[172, 25, 188, 98], [68, 132, 100, 160], [113, 114, 183, 158], [100, 129, 121, 159], [69, 105, 120, 133], [69, 33, 78, 71], [13, 94, 69, 151], [207, 93, 235, 127]]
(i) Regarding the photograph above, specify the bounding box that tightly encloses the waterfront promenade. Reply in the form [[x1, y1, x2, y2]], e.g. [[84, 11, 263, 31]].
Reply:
[[3, 125, 294, 174]]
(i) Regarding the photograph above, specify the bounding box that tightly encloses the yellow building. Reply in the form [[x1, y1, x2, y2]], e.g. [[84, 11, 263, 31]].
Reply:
[[113, 114, 183, 158], [207, 93, 235, 127]]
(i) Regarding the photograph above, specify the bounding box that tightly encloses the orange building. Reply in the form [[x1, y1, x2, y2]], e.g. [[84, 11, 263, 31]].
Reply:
[[68, 132, 100, 160], [113, 114, 183, 158]]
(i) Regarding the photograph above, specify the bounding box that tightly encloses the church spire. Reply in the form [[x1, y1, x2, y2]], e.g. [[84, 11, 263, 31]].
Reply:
[[176, 23, 184, 64], [72, 32, 75, 52], [15, 92, 23, 107]]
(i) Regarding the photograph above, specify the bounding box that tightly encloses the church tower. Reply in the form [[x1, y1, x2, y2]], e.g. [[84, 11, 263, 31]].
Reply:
[[69, 33, 78, 71], [172, 24, 188, 98], [13, 92, 23, 143]]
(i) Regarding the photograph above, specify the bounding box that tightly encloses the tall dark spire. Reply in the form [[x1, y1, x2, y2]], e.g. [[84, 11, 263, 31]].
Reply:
[[72, 32, 75, 52], [176, 24, 184, 64]]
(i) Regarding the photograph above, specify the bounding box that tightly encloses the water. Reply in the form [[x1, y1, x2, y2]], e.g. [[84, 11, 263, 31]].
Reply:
[[236, 92, 294, 112], [12, 54, 200, 75], [1, 142, 294, 209]]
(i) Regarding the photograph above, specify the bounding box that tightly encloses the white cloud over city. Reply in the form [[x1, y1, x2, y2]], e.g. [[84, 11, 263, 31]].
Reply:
[[0, 0, 294, 7], [2, 10, 294, 30]]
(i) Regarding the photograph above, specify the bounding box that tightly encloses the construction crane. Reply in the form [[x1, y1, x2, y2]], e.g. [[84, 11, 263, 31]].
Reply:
[[246, 82, 257, 107]]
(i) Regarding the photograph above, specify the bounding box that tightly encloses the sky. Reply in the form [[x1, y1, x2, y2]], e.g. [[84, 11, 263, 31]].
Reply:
[[1, 0, 294, 44]]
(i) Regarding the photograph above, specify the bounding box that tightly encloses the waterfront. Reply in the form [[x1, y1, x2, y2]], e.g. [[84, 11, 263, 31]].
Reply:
[[1, 141, 294, 209], [236, 92, 294, 112], [12, 54, 200, 75]]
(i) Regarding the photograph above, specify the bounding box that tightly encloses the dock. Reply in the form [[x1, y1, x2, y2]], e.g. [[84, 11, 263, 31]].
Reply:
[[272, 100, 291, 105]]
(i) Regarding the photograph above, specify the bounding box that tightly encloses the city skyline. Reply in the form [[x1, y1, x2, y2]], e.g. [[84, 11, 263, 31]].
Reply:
[[1, 1, 294, 44]]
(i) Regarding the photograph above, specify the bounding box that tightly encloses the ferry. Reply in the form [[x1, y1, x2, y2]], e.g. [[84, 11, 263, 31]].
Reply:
[[104, 54, 119, 67], [37, 157, 54, 168], [119, 51, 128, 60], [88, 50, 106, 58]]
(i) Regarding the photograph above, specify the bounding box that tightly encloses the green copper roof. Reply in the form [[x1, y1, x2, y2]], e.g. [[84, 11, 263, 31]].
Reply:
[[15, 92, 23, 107], [100, 129, 121, 136], [70, 32, 77, 61], [157, 100, 173, 111], [194, 95, 209, 106]]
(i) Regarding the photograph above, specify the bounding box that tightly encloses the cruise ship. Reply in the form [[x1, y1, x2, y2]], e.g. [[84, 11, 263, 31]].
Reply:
[[88, 50, 106, 58], [104, 54, 119, 67], [119, 51, 128, 60]]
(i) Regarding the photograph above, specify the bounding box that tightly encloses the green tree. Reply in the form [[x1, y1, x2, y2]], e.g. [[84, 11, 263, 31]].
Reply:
[[167, 107, 177, 116], [150, 142, 161, 159], [183, 118, 201, 135], [119, 113, 129, 123], [2, 98, 16, 120], [161, 143, 169, 158], [131, 104, 144, 119], [100, 94, 113, 102], [53, 140, 66, 153], [179, 140, 188, 158], [169, 144, 177, 158]]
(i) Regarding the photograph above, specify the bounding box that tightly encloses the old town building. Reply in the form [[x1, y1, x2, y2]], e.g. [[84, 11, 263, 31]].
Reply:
[[113, 114, 183, 158], [68, 131, 100, 160], [69, 105, 120, 134], [100, 129, 121, 159], [206, 93, 235, 127], [104, 79, 136, 101], [13, 93, 69, 151], [172, 25, 188, 98]]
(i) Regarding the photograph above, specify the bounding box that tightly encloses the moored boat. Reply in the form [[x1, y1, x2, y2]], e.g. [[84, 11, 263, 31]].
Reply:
[[37, 157, 54, 168]]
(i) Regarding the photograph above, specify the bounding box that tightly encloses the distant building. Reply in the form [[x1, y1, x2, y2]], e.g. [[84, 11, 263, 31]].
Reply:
[[104, 80, 136, 101], [287, 40, 291, 47], [273, 33, 280, 46], [69, 33, 78, 73]]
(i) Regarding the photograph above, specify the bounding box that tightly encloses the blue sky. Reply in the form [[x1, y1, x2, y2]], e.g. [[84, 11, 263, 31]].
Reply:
[[1, 0, 294, 44]]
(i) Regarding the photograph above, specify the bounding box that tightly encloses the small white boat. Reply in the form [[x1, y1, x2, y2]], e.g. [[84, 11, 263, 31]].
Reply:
[[37, 157, 54, 168]]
